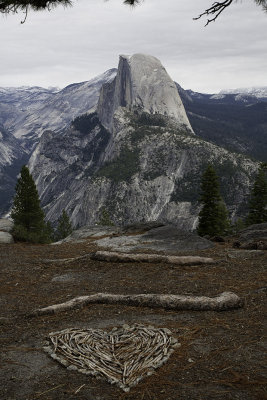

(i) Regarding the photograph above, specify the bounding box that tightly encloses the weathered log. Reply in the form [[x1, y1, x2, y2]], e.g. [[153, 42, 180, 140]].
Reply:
[[30, 292, 242, 317], [91, 251, 215, 265]]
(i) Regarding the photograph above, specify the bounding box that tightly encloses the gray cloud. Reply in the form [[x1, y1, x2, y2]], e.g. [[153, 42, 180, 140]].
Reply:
[[0, 0, 266, 93]]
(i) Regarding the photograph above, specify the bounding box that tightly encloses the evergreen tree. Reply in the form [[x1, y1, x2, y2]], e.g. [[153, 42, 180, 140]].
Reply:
[[55, 209, 73, 240], [98, 208, 114, 226], [11, 165, 49, 243], [197, 165, 231, 237], [232, 217, 246, 234], [246, 164, 267, 225], [45, 221, 55, 242]]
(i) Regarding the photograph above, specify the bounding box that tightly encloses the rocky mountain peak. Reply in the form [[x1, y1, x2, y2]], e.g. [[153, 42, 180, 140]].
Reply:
[[97, 54, 193, 133]]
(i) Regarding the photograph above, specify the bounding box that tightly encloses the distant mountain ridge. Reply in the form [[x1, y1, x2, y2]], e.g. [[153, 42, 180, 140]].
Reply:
[[0, 57, 265, 222], [0, 68, 117, 149], [220, 86, 267, 99], [177, 85, 267, 162], [27, 54, 259, 229], [0, 69, 117, 214]]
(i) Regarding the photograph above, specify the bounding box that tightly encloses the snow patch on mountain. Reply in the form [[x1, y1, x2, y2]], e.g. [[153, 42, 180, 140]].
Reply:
[[220, 86, 267, 98]]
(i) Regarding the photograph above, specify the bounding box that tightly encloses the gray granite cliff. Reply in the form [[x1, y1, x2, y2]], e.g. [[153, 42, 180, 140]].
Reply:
[[27, 54, 258, 229], [97, 54, 193, 133]]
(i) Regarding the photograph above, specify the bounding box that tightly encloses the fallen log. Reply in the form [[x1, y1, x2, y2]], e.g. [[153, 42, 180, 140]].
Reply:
[[30, 292, 242, 317], [91, 251, 215, 265]]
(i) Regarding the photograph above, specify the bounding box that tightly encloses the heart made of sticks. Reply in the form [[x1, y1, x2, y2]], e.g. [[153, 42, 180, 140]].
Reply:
[[44, 324, 180, 391]]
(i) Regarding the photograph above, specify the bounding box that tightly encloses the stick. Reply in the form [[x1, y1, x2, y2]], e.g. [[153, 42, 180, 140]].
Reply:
[[74, 384, 85, 394], [34, 384, 64, 398]]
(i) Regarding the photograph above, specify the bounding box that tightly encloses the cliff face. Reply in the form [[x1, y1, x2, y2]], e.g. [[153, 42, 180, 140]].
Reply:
[[97, 54, 193, 133], [29, 113, 257, 229], [0, 125, 28, 215], [0, 69, 117, 150], [28, 54, 258, 229], [0, 69, 117, 215]]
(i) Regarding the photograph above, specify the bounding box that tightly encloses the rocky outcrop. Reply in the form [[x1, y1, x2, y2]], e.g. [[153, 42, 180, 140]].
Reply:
[[0, 218, 14, 243], [238, 223, 267, 242], [97, 54, 193, 133], [52, 225, 120, 244], [51, 223, 214, 254], [0, 218, 13, 232], [0, 231, 13, 244], [233, 223, 267, 250], [95, 225, 214, 253]]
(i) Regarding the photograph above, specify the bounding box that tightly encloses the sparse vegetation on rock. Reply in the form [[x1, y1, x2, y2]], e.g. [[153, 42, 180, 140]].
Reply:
[[98, 208, 114, 226]]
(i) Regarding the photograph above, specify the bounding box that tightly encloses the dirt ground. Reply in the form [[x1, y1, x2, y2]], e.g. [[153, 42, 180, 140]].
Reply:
[[0, 238, 266, 400]]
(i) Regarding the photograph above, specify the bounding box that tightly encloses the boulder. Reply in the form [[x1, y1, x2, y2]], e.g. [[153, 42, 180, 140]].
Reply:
[[0, 218, 14, 233], [238, 223, 267, 242], [235, 223, 267, 250], [239, 241, 267, 250], [52, 225, 120, 244], [121, 222, 164, 234], [0, 231, 14, 244], [96, 224, 214, 254], [140, 225, 214, 252], [227, 249, 265, 259]]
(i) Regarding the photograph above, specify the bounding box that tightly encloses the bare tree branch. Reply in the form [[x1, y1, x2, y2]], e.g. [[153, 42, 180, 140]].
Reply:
[[1, 0, 266, 24], [0, 0, 72, 15], [193, 0, 233, 26]]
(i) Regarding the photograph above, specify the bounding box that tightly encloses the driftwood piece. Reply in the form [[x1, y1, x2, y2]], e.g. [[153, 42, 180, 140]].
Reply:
[[31, 292, 242, 317], [91, 251, 215, 265]]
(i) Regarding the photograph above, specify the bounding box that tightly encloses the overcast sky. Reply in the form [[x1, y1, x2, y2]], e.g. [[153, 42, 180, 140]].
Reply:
[[0, 0, 266, 93]]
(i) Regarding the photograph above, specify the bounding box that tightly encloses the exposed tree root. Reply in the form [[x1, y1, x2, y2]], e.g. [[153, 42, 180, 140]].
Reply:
[[91, 251, 215, 265], [30, 292, 242, 317]]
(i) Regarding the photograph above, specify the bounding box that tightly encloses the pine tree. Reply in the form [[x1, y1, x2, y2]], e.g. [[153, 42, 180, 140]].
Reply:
[[197, 165, 231, 237], [55, 209, 73, 240], [11, 165, 49, 243], [98, 208, 114, 226], [246, 164, 267, 225], [232, 217, 246, 234], [45, 221, 55, 242]]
